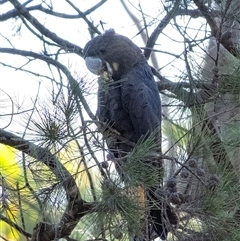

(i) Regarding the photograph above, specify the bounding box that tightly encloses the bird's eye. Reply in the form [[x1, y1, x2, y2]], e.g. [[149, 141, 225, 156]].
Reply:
[[99, 47, 106, 54]]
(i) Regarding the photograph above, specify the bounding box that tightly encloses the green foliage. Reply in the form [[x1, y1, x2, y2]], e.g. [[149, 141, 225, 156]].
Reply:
[[80, 133, 163, 240], [91, 179, 143, 239], [123, 132, 162, 188], [200, 168, 240, 240]]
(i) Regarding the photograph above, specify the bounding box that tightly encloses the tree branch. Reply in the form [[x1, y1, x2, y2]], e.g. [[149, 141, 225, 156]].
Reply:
[[144, 1, 181, 59], [7, 0, 83, 55], [193, 0, 218, 36], [151, 66, 216, 107], [65, 0, 101, 35], [0, 214, 32, 238], [1, 0, 107, 21], [0, 129, 95, 241], [0, 47, 96, 120], [193, 0, 239, 57]]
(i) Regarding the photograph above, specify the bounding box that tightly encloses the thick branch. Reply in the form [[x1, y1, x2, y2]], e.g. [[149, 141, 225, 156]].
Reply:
[[0, 129, 95, 241], [0, 214, 31, 238], [193, 0, 239, 57], [152, 67, 216, 107], [193, 0, 218, 36]]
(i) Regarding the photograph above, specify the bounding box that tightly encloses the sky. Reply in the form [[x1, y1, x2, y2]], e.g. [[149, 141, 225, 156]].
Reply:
[[0, 0, 146, 95], [0, 1, 150, 128], [0, 0, 206, 132]]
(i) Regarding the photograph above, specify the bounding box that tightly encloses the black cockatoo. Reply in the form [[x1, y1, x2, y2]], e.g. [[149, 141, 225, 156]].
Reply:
[[83, 29, 176, 240]]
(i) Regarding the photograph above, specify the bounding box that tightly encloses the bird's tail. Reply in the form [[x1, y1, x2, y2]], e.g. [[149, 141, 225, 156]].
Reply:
[[148, 189, 178, 240], [134, 187, 178, 240]]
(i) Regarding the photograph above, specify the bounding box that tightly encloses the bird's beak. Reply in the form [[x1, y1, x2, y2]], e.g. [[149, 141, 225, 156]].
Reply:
[[85, 57, 103, 75], [85, 57, 113, 81]]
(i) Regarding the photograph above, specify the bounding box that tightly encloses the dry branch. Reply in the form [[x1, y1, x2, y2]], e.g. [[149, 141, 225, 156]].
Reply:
[[0, 128, 95, 241]]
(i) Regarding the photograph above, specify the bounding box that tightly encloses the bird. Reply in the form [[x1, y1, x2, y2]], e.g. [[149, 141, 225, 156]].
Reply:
[[83, 29, 174, 240]]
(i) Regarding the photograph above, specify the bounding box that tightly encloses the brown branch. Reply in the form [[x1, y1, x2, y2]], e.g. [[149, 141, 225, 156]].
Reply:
[[193, 0, 239, 57], [151, 66, 216, 107], [1, 0, 107, 21], [193, 0, 218, 36], [177, 8, 203, 18], [0, 213, 32, 238], [0, 129, 95, 241], [144, 1, 181, 59], [7, 0, 83, 55], [84, 0, 108, 15], [218, 0, 239, 57], [65, 0, 101, 35], [119, 0, 160, 68], [0, 47, 96, 120]]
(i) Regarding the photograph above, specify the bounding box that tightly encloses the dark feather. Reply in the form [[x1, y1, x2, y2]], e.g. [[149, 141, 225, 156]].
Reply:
[[83, 29, 175, 240]]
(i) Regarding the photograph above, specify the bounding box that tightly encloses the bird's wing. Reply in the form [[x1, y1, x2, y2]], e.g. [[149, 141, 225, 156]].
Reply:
[[121, 62, 161, 140]]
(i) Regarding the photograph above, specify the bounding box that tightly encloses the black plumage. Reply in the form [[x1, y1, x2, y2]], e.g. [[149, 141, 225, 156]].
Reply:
[[83, 29, 173, 240]]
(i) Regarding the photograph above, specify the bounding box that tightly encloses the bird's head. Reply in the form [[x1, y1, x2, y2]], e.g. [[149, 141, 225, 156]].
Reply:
[[83, 29, 146, 80]]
